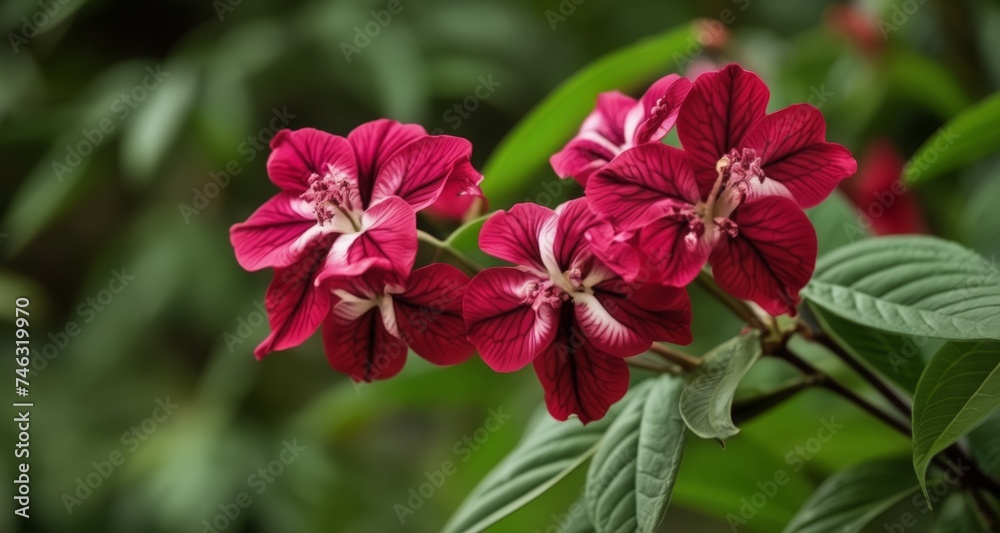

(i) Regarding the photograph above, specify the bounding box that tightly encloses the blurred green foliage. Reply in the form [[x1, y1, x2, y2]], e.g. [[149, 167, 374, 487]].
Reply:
[[2, 0, 999, 531]]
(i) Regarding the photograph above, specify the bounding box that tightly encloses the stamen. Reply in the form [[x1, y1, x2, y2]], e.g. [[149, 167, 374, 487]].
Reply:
[[522, 279, 570, 309], [300, 164, 362, 231]]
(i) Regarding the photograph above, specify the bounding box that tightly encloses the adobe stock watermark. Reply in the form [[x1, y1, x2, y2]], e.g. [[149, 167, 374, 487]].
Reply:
[[61, 397, 180, 514], [340, 0, 415, 63], [673, 1, 750, 71], [903, 127, 961, 184], [883, 459, 970, 532], [428, 75, 501, 134], [30, 268, 137, 374], [52, 65, 171, 182], [393, 407, 512, 524], [179, 107, 296, 223], [877, 0, 930, 41], [7, 0, 73, 53], [545, 0, 587, 30], [202, 440, 307, 533], [727, 417, 844, 531]]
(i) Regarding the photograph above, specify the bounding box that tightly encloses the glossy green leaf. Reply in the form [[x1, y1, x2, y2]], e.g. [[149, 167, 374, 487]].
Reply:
[[443, 394, 631, 533], [480, 23, 696, 209], [803, 236, 1000, 341], [586, 375, 686, 533], [680, 333, 762, 442], [905, 90, 1000, 185], [912, 340, 1000, 499], [784, 457, 921, 533], [810, 306, 934, 394]]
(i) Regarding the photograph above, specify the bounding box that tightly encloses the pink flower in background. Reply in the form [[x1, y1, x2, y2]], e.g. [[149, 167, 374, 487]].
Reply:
[[550, 74, 693, 186], [841, 138, 927, 236], [232, 120, 483, 357], [588, 143, 818, 317], [464, 199, 692, 423], [323, 262, 474, 382], [676, 63, 856, 209]]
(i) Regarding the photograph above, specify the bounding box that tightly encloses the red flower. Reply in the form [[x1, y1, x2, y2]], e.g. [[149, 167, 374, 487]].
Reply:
[[841, 139, 927, 236], [550, 74, 692, 186], [323, 261, 474, 382], [463, 199, 692, 423], [586, 64, 855, 315], [231, 120, 482, 357], [676, 64, 856, 209]]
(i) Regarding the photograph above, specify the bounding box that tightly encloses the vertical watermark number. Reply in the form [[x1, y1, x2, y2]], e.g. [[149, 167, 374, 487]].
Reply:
[[13, 297, 32, 518]]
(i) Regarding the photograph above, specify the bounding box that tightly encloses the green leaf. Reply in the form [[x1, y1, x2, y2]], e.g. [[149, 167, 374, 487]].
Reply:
[[968, 412, 1000, 480], [905, 90, 1000, 186], [480, 23, 696, 209], [443, 214, 504, 269], [680, 333, 762, 442], [809, 305, 935, 394], [585, 375, 686, 533], [931, 493, 990, 533], [912, 340, 1000, 499], [783, 457, 921, 533], [443, 393, 633, 533], [803, 236, 1000, 342]]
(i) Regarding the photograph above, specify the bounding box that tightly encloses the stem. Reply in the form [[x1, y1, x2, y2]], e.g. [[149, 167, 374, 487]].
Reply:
[[649, 343, 702, 372], [969, 490, 1000, 530], [813, 330, 912, 417], [626, 356, 678, 374], [695, 270, 768, 330], [732, 374, 821, 425], [775, 346, 913, 437], [417, 230, 484, 276]]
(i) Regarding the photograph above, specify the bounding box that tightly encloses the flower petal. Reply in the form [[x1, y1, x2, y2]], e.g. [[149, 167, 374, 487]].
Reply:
[[741, 104, 858, 208], [348, 119, 427, 205], [632, 216, 712, 287], [254, 240, 334, 358], [230, 193, 319, 271], [709, 197, 817, 316], [550, 91, 636, 186], [479, 203, 557, 274], [464, 268, 559, 372], [267, 128, 358, 194], [553, 198, 600, 271], [678, 64, 770, 196], [629, 74, 693, 144], [322, 305, 408, 382], [394, 264, 475, 366], [587, 143, 701, 231], [575, 275, 692, 356], [532, 311, 630, 424], [370, 135, 475, 211], [318, 197, 417, 282], [422, 158, 486, 221]]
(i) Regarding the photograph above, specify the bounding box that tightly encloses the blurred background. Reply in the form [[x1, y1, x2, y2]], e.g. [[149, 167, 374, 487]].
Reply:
[[2, 0, 999, 531]]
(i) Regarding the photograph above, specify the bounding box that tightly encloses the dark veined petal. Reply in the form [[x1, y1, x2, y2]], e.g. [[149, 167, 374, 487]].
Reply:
[[464, 268, 560, 372], [317, 197, 417, 283], [709, 197, 817, 316], [533, 308, 630, 424], [230, 192, 319, 271], [479, 203, 558, 274], [630, 74, 693, 144], [587, 143, 701, 231], [347, 119, 426, 205], [741, 104, 857, 208], [267, 128, 358, 194], [254, 238, 334, 358], [550, 91, 636, 186], [677, 64, 770, 197], [323, 304, 408, 382], [370, 135, 475, 211], [394, 263, 475, 366], [553, 198, 601, 271], [422, 158, 486, 221]]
